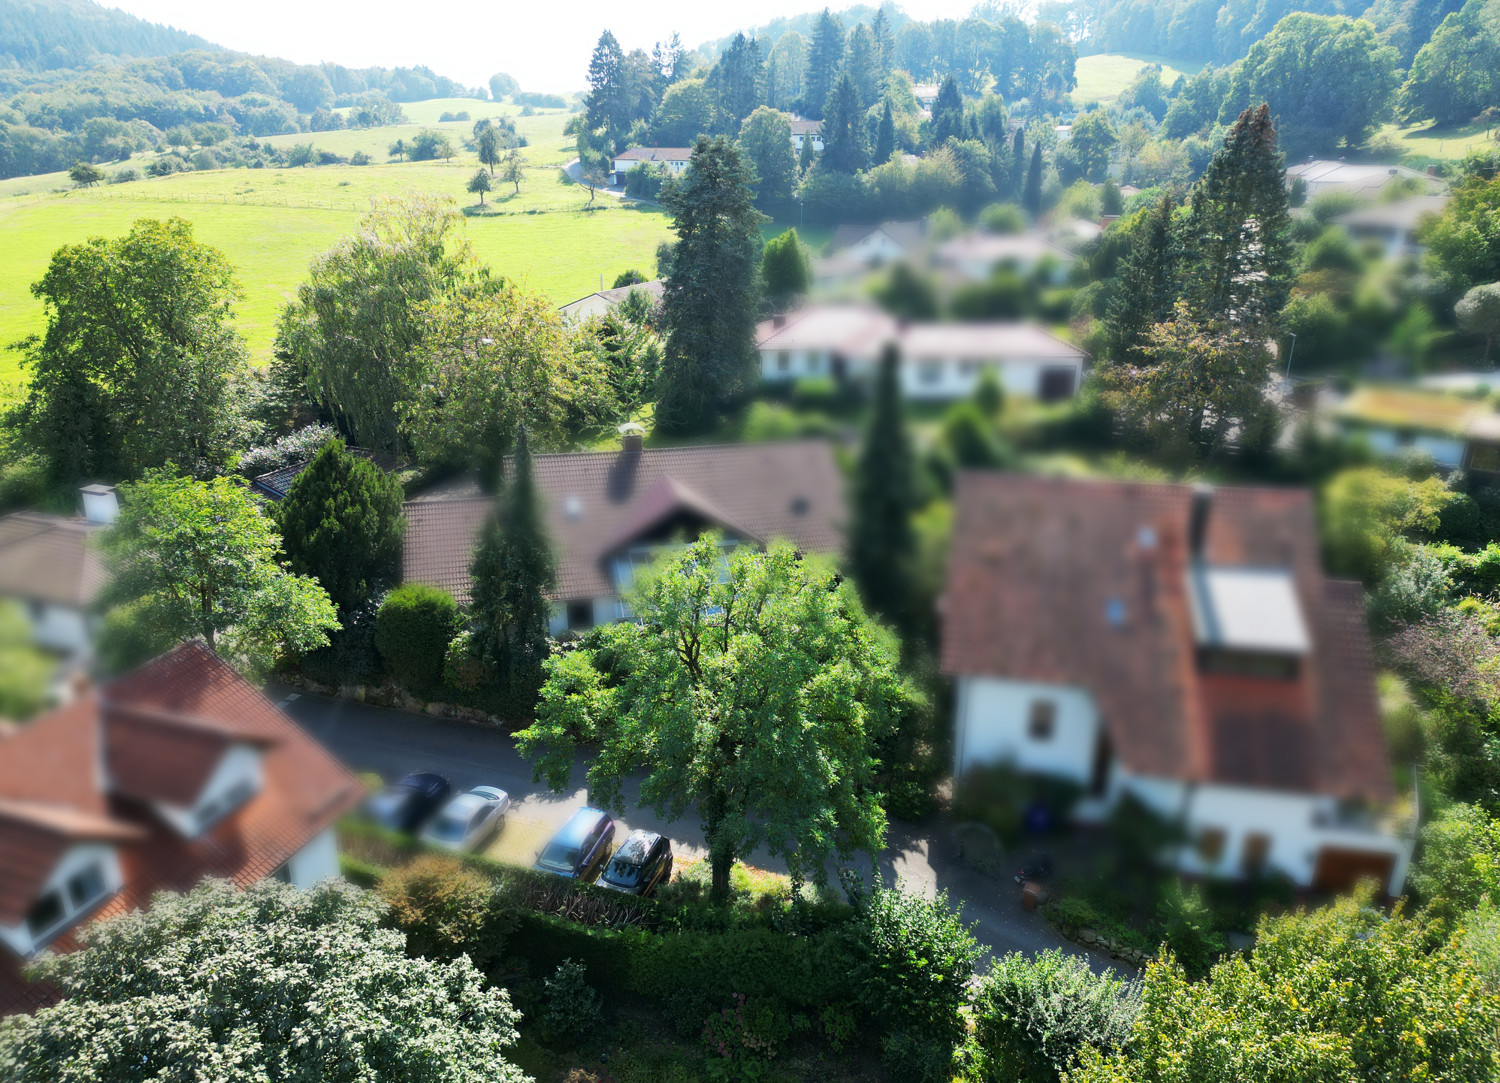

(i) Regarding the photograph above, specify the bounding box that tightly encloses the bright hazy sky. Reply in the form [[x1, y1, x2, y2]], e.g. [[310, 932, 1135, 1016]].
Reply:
[[102, 0, 977, 95]]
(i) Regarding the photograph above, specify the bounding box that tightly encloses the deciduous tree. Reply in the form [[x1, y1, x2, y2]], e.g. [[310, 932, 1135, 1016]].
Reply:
[[100, 472, 338, 676], [466, 168, 491, 205], [1457, 281, 1500, 362], [476, 125, 502, 174], [518, 535, 910, 900], [500, 148, 525, 194], [0, 879, 528, 1083], [737, 106, 797, 205]]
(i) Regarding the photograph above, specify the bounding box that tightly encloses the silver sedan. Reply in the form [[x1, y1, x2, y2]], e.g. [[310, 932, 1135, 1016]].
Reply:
[[419, 786, 511, 852]]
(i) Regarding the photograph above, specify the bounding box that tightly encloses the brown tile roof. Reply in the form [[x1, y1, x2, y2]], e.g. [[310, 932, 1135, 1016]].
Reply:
[[0, 642, 363, 1016], [403, 440, 846, 604], [103, 705, 277, 807], [0, 511, 107, 609], [941, 473, 1393, 803]]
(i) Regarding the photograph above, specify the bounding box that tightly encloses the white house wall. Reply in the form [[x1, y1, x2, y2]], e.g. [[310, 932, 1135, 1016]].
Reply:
[[285, 826, 340, 888], [24, 603, 92, 657], [759, 350, 1082, 401], [953, 676, 1100, 785]]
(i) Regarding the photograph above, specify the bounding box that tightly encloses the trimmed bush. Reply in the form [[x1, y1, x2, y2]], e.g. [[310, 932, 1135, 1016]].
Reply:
[[375, 584, 460, 693], [542, 958, 604, 1041], [972, 950, 1139, 1083], [377, 853, 512, 970]]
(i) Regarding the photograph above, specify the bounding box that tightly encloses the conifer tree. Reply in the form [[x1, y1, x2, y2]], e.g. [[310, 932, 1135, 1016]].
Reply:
[[1107, 194, 1180, 365], [929, 74, 965, 144], [821, 72, 869, 173], [1008, 127, 1025, 199], [805, 8, 846, 119], [874, 100, 896, 165], [658, 137, 763, 434], [799, 126, 815, 172], [850, 343, 916, 628], [1022, 143, 1043, 217], [467, 427, 555, 705]]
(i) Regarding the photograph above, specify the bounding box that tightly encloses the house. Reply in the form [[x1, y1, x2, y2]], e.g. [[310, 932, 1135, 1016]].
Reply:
[[756, 304, 1088, 402], [810, 221, 930, 289], [0, 485, 116, 663], [1332, 194, 1449, 260], [558, 278, 665, 322], [402, 435, 844, 636], [251, 448, 395, 501], [611, 146, 693, 186], [1333, 385, 1500, 474], [0, 642, 363, 1015], [943, 474, 1413, 895], [1285, 159, 1441, 200], [789, 117, 824, 153], [933, 231, 1077, 283], [912, 84, 941, 109]]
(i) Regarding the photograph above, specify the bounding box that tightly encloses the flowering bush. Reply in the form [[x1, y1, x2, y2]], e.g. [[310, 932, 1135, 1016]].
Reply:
[[701, 994, 790, 1074]]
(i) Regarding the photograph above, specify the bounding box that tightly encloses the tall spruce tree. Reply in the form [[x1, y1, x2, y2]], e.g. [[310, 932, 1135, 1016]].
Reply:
[[821, 72, 869, 173], [710, 32, 765, 130], [874, 100, 896, 165], [467, 427, 555, 706], [658, 136, 764, 434], [845, 24, 881, 107], [929, 74, 965, 144], [1008, 127, 1025, 199], [585, 30, 630, 149], [1107, 194, 1180, 365], [850, 343, 916, 627], [1022, 142, 1043, 217], [1181, 104, 1292, 328], [805, 8, 846, 119], [870, 7, 895, 82]]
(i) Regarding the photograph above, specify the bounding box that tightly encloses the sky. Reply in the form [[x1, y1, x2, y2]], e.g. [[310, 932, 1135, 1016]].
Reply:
[[102, 0, 978, 95]]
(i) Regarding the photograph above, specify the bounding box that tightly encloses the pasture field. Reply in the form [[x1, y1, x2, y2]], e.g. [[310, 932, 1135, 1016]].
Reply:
[[1377, 120, 1498, 162], [1070, 53, 1202, 107], [0, 110, 672, 396]]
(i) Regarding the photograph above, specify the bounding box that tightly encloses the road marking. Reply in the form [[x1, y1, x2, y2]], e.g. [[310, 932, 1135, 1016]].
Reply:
[[277, 693, 301, 707]]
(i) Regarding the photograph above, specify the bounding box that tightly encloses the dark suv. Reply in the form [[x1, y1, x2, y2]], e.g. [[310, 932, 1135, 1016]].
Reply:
[[534, 807, 616, 881], [598, 830, 674, 896]]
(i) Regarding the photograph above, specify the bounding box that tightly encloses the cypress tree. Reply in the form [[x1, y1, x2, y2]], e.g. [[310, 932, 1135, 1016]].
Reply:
[[849, 343, 916, 627], [1022, 143, 1043, 218], [799, 126, 815, 172], [658, 136, 763, 434], [467, 426, 556, 706], [278, 438, 405, 614], [1009, 127, 1025, 198], [874, 100, 896, 165]]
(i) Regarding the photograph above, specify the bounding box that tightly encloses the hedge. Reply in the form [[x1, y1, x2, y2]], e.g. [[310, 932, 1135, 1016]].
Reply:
[[375, 583, 460, 693]]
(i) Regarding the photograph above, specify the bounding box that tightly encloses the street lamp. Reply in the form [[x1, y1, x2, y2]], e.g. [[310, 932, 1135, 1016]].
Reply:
[[1284, 331, 1297, 381], [796, 195, 803, 231]]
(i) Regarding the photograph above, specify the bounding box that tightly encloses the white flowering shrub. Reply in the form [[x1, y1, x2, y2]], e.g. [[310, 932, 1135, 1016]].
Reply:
[[0, 878, 530, 1083]]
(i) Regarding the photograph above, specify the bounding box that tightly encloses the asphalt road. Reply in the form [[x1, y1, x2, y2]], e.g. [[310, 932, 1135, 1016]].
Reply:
[[272, 685, 1118, 971]]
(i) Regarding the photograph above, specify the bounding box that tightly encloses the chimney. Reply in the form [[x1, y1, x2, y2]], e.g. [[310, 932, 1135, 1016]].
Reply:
[[1187, 483, 1213, 560], [1387, 168, 1398, 176], [618, 422, 645, 455], [80, 483, 119, 525]]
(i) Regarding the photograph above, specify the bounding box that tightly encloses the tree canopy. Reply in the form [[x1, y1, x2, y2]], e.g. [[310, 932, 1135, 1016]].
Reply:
[[0, 879, 528, 1083], [100, 472, 338, 676], [518, 535, 911, 899]]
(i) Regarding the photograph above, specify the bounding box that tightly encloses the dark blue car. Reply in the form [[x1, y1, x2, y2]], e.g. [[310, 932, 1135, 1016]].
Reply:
[[534, 807, 616, 881]]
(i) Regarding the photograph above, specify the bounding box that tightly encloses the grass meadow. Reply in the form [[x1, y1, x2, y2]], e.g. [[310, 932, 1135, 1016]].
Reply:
[[0, 103, 674, 397], [1070, 53, 1203, 107]]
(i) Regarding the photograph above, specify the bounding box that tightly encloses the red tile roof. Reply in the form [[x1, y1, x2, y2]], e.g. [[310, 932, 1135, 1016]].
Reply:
[[0, 511, 107, 609], [0, 642, 362, 1016], [404, 441, 845, 604], [941, 473, 1392, 802]]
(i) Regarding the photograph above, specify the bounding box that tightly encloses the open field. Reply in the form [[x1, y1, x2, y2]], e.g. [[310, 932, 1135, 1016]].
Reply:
[[1070, 53, 1202, 107], [1378, 120, 1498, 162], [0, 108, 671, 396]]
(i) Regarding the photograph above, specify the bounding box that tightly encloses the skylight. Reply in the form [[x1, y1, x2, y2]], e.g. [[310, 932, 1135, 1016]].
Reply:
[[1189, 566, 1311, 655]]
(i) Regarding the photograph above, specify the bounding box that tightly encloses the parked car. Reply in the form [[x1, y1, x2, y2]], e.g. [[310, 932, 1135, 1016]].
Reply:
[[533, 807, 615, 881], [598, 829, 673, 896], [365, 772, 451, 833], [420, 786, 511, 852]]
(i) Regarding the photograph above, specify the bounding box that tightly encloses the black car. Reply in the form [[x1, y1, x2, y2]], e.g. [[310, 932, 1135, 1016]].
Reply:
[[598, 829, 673, 896], [366, 772, 451, 833], [534, 807, 616, 881]]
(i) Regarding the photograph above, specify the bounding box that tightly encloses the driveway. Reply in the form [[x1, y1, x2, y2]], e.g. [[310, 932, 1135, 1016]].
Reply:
[[272, 686, 1120, 972], [562, 157, 628, 200]]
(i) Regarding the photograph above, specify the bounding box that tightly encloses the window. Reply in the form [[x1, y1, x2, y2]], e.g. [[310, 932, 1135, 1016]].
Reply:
[[959, 360, 978, 377], [566, 600, 595, 630], [65, 863, 106, 910], [271, 863, 293, 884], [195, 776, 258, 831], [777, 350, 791, 372], [1027, 700, 1056, 741], [1241, 832, 1271, 876], [25, 891, 64, 940], [919, 361, 942, 385], [1196, 827, 1227, 865]]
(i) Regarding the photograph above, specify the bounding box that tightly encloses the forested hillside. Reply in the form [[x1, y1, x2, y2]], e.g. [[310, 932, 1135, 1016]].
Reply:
[[0, 0, 214, 70]]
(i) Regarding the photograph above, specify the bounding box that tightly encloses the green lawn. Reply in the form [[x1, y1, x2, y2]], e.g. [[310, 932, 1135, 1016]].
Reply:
[[1070, 52, 1202, 107], [0, 113, 670, 397], [1377, 119, 1498, 161]]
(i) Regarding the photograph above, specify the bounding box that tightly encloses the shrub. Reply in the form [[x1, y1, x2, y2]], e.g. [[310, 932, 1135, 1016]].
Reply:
[[1155, 881, 1225, 980], [376, 584, 460, 693], [1410, 803, 1500, 924], [845, 878, 981, 1051], [701, 993, 790, 1070], [108, 167, 141, 184], [350, 151, 371, 166], [878, 1028, 955, 1083], [377, 853, 509, 969], [238, 423, 340, 477], [980, 201, 1027, 234], [972, 950, 1139, 1083], [543, 958, 604, 1042]]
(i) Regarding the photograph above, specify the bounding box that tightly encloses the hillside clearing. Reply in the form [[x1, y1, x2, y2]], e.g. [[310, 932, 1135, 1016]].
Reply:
[[1070, 53, 1202, 107]]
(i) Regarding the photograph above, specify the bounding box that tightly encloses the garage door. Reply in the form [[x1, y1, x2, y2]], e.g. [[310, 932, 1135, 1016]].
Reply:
[[1312, 847, 1396, 894], [1039, 366, 1077, 402]]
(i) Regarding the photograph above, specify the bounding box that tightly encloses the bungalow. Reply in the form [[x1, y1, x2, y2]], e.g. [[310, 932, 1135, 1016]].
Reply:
[[558, 278, 665, 322], [933, 231, 1077, 283], [756, 304, 1088, 402], [943, 474, 1413, 895], [402, 434, 844, 636], [0, 642, 363, 1015], [611, 146, 693, 186], [1285, 160, 1441, 200], [1332, 194, 1449, 260], [0, 485, 116, 664], [811, 221, 930, 289], [789, 117, 824, 153], [1334, 385, 1500, 475]]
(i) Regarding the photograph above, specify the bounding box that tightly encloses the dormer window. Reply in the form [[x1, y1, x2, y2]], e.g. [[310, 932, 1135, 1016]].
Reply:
[[193, 775, 258, 832], [22, 857, 114, 949], [1188, 565, 1309, 678]]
